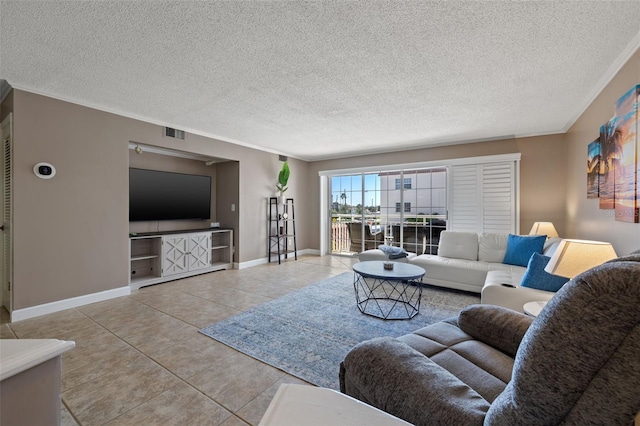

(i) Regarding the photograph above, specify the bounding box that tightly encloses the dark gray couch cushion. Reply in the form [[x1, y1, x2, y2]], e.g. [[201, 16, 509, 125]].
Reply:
[[340, 307, 524, 424], [397, 308, 528, 403], [341, 336, 489, 426], [458, 304, 533, 358]]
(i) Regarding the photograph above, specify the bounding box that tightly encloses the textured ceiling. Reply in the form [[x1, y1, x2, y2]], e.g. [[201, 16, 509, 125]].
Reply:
[[2, 1, 640, 161]]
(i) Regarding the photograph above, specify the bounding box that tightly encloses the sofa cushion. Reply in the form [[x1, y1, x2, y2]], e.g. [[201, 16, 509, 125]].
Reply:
[[410, 255, 524, 293], [502, 234, 546, 267], [478, 233, 509, 262], [358, 249, 416, 263], [341, 336, 491, 426], [437, 231, 479, 261], [457, 305, 533, 358], [520, 253, 569, 292]]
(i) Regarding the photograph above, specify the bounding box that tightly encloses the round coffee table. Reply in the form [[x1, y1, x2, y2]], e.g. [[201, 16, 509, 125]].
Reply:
[[352, 261, 426, 320]]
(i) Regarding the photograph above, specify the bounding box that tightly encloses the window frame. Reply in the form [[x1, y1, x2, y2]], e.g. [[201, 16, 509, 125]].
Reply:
[[318, 153, 521, 256]]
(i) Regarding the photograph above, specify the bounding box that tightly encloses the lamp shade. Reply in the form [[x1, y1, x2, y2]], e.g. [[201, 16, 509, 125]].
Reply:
[[529, 222, 559, 238], [544, 239, 617, 278]]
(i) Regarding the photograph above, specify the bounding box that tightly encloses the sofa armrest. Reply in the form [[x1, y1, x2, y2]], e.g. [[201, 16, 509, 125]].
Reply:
[[341, 337, 488, 426], [481, 280, 555, 313], [457, 304, 533, 358]]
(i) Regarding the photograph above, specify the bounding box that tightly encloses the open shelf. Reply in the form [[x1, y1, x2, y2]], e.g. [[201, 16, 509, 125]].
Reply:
[[129, 228, 233, 290], [268, 198, 297, 264], [131, 254, 159, 261]]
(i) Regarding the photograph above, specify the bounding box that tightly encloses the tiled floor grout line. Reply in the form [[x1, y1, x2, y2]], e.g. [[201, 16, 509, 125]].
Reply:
[[99, 281, 300, 424], [70, 299, 248, 424], [64, 307, 189, 424], [62, 399, 83, 426]]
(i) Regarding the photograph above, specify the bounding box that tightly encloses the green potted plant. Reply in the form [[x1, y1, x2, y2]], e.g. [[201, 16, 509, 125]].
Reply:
[[276, 161, 290, 203]]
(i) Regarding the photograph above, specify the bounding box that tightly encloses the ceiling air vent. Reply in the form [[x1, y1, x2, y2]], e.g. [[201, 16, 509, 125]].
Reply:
[[164, 127, 185, 140]]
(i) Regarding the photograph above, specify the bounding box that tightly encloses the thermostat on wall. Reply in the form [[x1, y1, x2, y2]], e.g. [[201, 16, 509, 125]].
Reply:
[[33, 162, 56, 179]]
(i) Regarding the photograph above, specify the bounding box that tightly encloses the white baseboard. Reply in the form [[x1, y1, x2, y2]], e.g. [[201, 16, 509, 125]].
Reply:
[[11, 286, 131, 322], [301, 249, 321, 256], [236, 249, 320, 270], [236, 257, 268, 269], [11, 249, 323, 320]]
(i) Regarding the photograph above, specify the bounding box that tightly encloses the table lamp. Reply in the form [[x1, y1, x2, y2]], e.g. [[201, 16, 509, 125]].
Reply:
[[544, 239, 617, 278], [529, 222, 559, 238]]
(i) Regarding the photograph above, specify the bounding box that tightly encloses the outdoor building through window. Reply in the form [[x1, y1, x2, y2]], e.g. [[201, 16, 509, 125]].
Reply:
[[395, 178, 412, 190]]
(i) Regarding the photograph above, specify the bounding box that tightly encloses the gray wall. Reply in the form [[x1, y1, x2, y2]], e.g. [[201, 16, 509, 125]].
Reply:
[[11, 91, 130, 309], [8, 90, 308, 310]]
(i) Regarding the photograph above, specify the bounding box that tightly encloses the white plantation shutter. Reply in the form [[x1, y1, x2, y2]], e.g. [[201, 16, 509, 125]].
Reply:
[[449, 165, 480, 232], [482, 163, 515, 233], [450, 162, 517, 233]]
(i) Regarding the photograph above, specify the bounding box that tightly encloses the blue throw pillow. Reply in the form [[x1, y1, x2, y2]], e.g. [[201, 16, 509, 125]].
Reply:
[[520, 252, 569, 292], [502, 234, 546, 267]]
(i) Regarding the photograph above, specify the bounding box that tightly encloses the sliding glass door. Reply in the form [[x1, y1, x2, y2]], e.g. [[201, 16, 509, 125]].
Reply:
[[330, 167, 447, 255]]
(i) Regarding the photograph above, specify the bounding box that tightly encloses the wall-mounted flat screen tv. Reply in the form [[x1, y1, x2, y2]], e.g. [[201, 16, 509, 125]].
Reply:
[[129, 168, 211, 221]]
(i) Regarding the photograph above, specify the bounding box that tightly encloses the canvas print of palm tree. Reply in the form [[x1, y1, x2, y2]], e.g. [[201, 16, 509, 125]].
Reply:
[[613, 84, 639, 223], [599, 119, 618, 210], [587, 138, 600, 199]]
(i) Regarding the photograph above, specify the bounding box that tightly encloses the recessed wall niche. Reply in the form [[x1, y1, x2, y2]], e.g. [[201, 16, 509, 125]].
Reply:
[[128, 145, 222, 234]]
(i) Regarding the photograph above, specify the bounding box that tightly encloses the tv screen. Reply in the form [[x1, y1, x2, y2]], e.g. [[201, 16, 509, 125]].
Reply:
[[129, 168, 211, 221]]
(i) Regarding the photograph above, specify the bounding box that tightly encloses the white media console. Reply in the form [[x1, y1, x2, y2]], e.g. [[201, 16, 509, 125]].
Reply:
[[129, 228, 233, 290]]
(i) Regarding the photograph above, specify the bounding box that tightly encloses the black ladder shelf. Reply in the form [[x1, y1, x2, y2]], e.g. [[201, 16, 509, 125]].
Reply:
[[268, 197, 297, 264]]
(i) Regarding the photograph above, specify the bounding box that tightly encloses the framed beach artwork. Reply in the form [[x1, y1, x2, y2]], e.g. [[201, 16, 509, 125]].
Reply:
[[587, 138, 600, 199], [598, 119, 617, 210], [614, 85, 639, 223], [589, 84, 639, 223]]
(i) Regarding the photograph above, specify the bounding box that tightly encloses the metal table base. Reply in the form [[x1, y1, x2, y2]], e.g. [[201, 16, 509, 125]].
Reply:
[[352, 261, 426, 320]]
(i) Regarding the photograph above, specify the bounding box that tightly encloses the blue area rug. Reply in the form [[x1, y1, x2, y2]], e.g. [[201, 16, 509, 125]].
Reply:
[[199, 271, 480, 390]]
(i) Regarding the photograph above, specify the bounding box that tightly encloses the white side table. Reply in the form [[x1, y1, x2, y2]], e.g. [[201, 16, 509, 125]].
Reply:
[[1, 339, 75, 425], [523, 301, 547, 317], [259, 384, 412, 426]]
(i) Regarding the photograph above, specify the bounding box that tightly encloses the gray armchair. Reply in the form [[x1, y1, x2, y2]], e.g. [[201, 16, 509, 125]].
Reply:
[[340, 252, 640, 425]]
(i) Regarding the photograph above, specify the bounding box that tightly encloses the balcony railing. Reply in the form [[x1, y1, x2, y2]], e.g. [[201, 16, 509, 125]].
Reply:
[[331, 213, 446, 255]]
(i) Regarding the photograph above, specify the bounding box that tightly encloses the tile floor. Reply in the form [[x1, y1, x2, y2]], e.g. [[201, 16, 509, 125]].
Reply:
[[0, 255, 358, 425]]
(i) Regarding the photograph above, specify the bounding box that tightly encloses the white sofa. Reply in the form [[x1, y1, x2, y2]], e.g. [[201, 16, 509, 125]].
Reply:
[[359, 231, 563, 312]]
